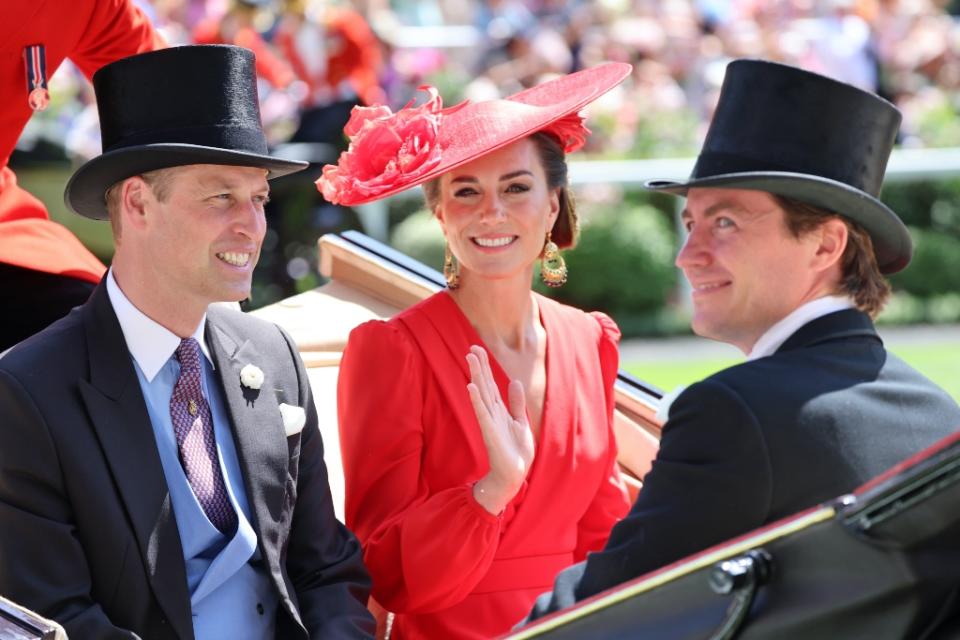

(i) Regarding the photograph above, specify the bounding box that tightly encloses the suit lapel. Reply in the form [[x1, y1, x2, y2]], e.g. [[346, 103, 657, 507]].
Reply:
[[78, 283, 193, 640], [205, 317, 288, 582]]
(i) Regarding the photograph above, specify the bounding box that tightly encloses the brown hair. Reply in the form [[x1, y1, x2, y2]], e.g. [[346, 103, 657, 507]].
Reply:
[[104, 167, 180, 241], [422, 131, 580, 249], [774, 195, 891, 317]]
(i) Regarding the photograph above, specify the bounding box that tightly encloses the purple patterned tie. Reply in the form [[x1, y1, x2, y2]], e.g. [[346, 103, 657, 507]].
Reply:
[[170, 338, 237, 534]]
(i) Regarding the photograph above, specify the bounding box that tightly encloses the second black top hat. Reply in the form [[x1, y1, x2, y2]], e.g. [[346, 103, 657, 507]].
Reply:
[[647, 59, 911, 274]]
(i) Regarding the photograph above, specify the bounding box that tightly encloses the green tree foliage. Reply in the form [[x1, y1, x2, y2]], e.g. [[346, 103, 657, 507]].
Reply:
[[390, 208, 445, 272], [881, 179, 960, 323], [890, 227, 960, 297], [542, 202, 677, 318]]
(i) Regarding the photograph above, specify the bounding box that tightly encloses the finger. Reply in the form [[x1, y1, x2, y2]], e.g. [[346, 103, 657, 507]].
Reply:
[[467, 383, 494, 438], [507, 379, 527, 422], [469, 382, 511, 463], [466, 352, 495, 410], [507, 380, 533, 454], [469, 346, 499, 409], [475, 346, 501, 407], [466, 351, 480, 383]]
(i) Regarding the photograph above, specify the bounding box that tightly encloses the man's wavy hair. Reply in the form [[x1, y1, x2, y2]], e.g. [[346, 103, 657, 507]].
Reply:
[[774, 195, 892, 317]]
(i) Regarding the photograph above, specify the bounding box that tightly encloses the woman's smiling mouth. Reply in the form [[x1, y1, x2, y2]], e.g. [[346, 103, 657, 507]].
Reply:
[[472, 235, 518, 249]]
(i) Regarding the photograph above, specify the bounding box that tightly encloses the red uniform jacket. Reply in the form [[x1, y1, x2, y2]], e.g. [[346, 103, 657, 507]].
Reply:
[[275, 8, 384, 108], [1, 0, 163, 282]]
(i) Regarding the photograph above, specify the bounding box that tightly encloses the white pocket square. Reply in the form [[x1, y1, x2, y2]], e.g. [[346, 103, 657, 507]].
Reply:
[[278, 403, 306, 436]]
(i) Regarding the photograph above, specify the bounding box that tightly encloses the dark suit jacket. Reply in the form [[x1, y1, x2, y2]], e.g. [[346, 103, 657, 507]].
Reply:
[[0, 282, 374, 639], [526, 309, 960, 621], [0, 263, 95, 351]]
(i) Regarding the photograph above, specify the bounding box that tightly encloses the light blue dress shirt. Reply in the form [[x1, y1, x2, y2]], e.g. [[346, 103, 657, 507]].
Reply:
[[106, 271, 278, 639]]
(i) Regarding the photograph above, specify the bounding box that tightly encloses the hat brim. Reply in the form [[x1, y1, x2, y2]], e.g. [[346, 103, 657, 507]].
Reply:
[[65, 144, 308, 219], [332, 62, 632, 206], [646, 171, 912, 274]]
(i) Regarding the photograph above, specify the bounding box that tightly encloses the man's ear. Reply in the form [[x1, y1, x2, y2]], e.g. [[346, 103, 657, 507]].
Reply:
[[119, 176, 151, 231], [812, 217, 848, 272]]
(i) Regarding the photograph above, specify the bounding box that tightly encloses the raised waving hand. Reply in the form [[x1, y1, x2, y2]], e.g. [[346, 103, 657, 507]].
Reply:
[[466, 345, 536, 515]]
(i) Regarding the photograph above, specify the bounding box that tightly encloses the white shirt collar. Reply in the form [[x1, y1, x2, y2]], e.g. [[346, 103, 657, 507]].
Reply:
[[106, 269, 212, 382], [748, 295, 854, 360]]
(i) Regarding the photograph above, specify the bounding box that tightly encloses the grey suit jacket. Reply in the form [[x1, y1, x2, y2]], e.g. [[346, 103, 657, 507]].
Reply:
[[0, 281, 374, 639]]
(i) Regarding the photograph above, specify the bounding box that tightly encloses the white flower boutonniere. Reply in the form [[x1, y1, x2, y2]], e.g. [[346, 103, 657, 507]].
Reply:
[[279, 403, 307, 437], [655, 385, 688, 424], [240, 364, 265, 390]]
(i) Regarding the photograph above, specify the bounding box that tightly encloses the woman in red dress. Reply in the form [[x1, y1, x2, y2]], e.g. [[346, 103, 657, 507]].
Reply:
[[319, 63, 633, 639]]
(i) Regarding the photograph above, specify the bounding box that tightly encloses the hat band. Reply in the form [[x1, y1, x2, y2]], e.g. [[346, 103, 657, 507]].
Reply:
[[692, 151, 874, 195], [103, 124, 269, 155]]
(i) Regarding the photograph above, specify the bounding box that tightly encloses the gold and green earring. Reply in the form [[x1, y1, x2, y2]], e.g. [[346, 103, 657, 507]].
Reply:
[[443, 242, 460, 290], [540, 231, 567, 287]]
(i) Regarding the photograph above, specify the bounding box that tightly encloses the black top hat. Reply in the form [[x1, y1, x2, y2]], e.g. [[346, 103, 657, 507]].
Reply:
[[65, 45, 307, 219], [646, 59, 911, 274]]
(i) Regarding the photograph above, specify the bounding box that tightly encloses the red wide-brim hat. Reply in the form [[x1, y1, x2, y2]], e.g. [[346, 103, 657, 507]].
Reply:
[[317, 62, 632, 206]]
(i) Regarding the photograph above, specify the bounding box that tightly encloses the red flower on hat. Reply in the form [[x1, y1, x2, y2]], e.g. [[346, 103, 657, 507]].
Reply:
[[317, 87, 444, 204], [542, 112, 591, 153]]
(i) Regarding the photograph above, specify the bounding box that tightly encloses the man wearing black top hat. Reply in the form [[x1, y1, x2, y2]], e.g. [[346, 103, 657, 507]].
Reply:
[[0, 46, 374, 639], [523, 59, 960, 622]]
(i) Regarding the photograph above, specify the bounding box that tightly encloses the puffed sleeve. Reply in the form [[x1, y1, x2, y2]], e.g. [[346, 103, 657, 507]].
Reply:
[[592, 311, 621, 424], [574, 313, 630, 560], [337, 320, 502, 614], [72, 0, 166, 79]]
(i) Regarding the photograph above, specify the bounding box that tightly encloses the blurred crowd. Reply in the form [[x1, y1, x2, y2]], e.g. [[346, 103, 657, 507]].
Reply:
[[10, 0, 960, 304], [14, 0, 960, 166]]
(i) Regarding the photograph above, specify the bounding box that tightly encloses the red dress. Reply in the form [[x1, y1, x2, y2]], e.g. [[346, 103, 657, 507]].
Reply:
[[338, 291, 630, 639]]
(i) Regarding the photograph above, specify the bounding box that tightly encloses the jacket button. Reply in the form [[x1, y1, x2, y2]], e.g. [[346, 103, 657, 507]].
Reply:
[[257, 603, 265, 615]]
